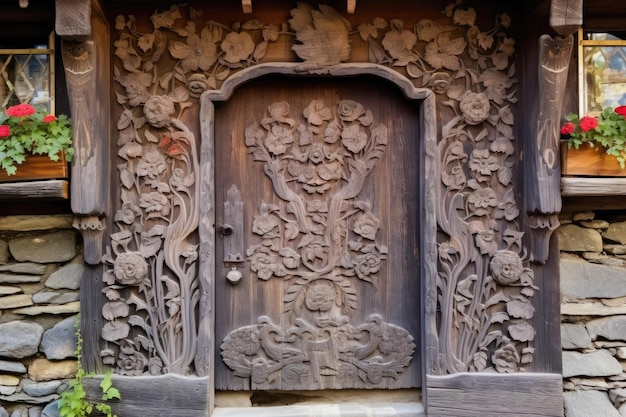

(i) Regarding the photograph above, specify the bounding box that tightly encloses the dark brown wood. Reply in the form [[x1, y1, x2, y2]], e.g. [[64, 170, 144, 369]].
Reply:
[[83, 374, 209, 417], [426, 373, 563, 417], [0, 180, 68, 200], [214, 75, 421, 391], [0, 153, 68, 182]]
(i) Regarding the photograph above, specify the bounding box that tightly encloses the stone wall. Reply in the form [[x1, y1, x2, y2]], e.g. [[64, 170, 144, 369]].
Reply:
[[0, 215, 81, 417], [559, 210, 626, 417]]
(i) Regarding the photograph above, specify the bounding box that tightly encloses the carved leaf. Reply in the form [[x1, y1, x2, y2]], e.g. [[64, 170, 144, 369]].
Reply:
[[506, 298, 535, 319], [508, 321, 536, 342]]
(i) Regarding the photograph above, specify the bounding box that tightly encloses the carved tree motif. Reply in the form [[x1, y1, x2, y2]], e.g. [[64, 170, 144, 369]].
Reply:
[[220, 99, 415, 389], [107, 1, 535, 379]]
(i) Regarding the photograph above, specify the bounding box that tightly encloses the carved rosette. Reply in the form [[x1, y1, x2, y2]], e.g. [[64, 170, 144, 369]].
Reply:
[[220, 100, 415, 389], [108, 1, 533, 378]]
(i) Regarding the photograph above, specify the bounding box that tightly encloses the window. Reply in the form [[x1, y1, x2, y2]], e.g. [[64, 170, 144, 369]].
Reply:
[[579, 29, 626, 115], [0, 32, 54, 112]]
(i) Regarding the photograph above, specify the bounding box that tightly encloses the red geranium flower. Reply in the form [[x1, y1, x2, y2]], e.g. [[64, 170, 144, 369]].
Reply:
[[615, 106, 626, 117], [42, 114, 57, 123], [560, 121, 575, 135], [5, 103, 36, 118], [0, 125, 10, 138], [579, 116, 598, 132]]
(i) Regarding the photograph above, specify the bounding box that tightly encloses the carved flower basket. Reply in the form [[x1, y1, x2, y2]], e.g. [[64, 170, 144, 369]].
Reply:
[[0, 152, 68, 182], [560, 141, 626, 177]]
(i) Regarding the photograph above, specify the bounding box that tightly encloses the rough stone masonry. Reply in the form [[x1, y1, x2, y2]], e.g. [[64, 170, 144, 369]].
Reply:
[[0, 215, 80, 417]]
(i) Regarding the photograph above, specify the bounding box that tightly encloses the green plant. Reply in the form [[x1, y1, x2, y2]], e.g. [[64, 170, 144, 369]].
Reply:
[[561, 106, 626, 168], [0, 102, 73, 175], [59, 318, 121, 417]]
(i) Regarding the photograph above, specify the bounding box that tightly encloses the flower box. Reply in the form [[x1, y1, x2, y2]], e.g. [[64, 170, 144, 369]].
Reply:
[[0, 152, 68, 182], [560, 141, 626, 177]]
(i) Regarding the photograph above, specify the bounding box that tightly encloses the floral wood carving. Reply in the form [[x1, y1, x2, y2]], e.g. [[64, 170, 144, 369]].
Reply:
[[107, 1, 535, 378], [220, 99, 415, 389]]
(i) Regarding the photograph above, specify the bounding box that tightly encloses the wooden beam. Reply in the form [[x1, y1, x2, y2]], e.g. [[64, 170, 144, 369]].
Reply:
[[426, 373, 563, 417], [55, 0, 91, 39], [561, 177, 626, 196], [347, 0, 356, 14], [0, 180, 68, 200], [550, 0, 582, 36]]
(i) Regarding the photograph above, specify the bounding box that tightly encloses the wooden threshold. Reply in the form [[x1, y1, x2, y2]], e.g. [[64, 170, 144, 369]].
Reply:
[[0, 180, 69, 200]]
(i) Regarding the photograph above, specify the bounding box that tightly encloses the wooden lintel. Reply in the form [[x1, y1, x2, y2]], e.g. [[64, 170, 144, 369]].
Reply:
[[55, 0, 91, 39], [0, 180, 68, 200]]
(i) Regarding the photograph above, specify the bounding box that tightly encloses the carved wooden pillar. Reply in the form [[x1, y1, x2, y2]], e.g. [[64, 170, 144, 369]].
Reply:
[[57, 0, 111, 265], [526, 0, 581, 263]]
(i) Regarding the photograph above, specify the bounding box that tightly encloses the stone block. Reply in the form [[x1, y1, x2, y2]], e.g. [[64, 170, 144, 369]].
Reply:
[[563, 350, 623, 378], [561, 258, 626, 299], [606, 222, 626, 245], [9, 231, 77, 264], [41, 315, 78, 360], [0, 321, 44, 359], [557, 224, 603, 253], [564, 390, 621, 417], [28, 359, 77, 382], [0, 294, 33, 309], [45, 263, 83, 290], [588, 316, 626, 341], [562, 323, 592, 349]]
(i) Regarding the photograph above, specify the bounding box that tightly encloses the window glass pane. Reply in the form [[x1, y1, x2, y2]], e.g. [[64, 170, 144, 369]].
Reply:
[[582, 44, 626, 115], [0, 41, 53, 112]]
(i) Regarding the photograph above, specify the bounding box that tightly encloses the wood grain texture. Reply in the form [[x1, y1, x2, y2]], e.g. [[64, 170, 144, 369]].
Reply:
[[561, 177, 626, 196], [561, 142, 626, 177], [213, 75, 422, 391], [55, 0, 91, 39], [0, 153, 67, 182], [0, 180, 68, 200], [83, 374, 209, 417], [426, 373, 563, 417]]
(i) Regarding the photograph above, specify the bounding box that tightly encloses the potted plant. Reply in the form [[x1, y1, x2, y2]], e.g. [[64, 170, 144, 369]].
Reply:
[[0, 103, 73, 180], [560, 106, 626, 176]]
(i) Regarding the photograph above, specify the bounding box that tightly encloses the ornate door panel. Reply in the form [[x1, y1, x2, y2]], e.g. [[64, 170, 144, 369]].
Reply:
[[214, 75, 421, 391]]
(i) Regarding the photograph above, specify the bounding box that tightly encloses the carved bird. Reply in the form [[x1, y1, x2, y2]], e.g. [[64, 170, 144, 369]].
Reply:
[[289, 3, 352, 69]]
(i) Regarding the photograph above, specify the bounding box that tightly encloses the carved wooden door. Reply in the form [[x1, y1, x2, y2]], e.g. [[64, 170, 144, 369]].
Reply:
[[214, 75, 421, 391]]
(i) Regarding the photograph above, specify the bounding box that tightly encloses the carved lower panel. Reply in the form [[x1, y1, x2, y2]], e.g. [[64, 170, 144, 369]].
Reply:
[[222, 312, 415, 390]]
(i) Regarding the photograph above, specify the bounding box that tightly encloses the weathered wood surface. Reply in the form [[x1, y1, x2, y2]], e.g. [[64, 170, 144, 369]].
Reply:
[[561, 177, 626, 196], [55, 0, 91, 39], [561, 142, 626, 177], [0, 180, 68, 200], [426, 373, 564, 417], [213, 75, 421, 391], [83, 374, 209, 417], [550, 0, 582, 36], [61, 1, 110, 265]]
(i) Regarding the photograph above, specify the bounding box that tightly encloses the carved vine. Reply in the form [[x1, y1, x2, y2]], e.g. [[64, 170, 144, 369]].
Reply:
[[220, 100, 415, 389], [107, 1, 533, 377]]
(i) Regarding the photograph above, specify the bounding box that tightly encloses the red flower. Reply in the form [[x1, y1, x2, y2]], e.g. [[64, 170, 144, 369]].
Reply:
[[42, 114, 57, 123], [616, 106, 626, 117], [560, 121, 575, 135], [5, 103, 36, 118], [0, 125, 9, 138], [579, 116, 598, 132]]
